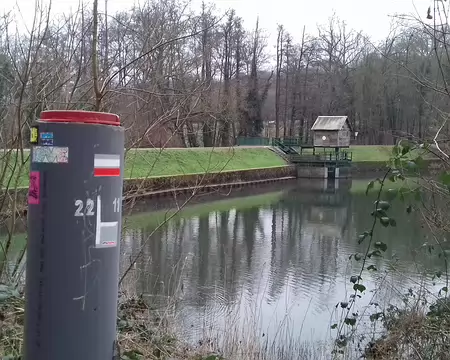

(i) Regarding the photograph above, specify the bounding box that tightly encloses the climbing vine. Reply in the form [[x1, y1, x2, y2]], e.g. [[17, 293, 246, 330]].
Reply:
[[330, 140, 438, 358]]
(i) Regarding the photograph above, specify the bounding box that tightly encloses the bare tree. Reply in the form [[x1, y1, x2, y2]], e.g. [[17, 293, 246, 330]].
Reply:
[[275, 24, 284, 138]]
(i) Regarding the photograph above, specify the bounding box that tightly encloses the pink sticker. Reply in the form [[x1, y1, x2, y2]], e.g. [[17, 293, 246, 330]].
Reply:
[[28, 171, 40, 205]]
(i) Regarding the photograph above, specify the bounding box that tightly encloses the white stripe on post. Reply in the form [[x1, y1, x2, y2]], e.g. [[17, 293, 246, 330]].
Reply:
[[94, 154, 120, 168]]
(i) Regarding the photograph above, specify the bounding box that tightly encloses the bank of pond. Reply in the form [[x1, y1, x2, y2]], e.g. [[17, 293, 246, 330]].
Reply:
[[1, 145, 435, 188]]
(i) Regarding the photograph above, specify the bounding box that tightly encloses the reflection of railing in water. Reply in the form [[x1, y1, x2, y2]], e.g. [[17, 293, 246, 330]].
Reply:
[[283, 183, 351, 207]]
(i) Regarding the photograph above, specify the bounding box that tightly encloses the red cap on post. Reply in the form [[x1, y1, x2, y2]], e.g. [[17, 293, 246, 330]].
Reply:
[[40, 110, 120, 126]]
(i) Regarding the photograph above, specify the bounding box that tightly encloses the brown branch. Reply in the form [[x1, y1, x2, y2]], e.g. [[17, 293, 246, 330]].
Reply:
[[92, 0, 102, 111], [100, 14, 225, 95]]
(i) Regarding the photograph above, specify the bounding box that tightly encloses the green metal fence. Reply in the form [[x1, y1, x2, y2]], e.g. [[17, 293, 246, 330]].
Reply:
[[236, 137, 271, 146], [236, 137, 305, 146]]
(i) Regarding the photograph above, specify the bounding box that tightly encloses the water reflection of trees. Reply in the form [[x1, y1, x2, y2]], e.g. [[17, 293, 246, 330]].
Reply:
[[123, 180, 440, 328]]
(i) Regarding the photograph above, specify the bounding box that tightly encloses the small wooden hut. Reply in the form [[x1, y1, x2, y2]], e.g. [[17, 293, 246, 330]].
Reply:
[[311, 116, 352, 148]]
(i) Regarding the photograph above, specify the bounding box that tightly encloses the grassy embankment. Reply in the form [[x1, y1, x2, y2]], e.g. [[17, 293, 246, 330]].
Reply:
[[3, 145, 434, 188], [3, 147, 287, 188], [349, 145, 394, 162]]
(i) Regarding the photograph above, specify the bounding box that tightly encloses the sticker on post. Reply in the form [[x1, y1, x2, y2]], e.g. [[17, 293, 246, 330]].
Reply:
[[97, 222, 119, 248], [94, 154, 120, 177], [95, 195, 119, 248], [40, 132, 54, 146], [30, 126, 38, 144], [28, 171, 40, 205], [32, 146, 68, 163]]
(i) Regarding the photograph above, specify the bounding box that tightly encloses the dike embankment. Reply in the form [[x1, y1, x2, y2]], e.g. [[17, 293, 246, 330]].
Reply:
[[351, 159, 441, 177], [123, 165, 297, 201]]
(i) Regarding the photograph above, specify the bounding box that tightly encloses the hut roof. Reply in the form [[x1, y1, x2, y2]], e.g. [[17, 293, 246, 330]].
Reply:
[[311, 116, 352, 131]]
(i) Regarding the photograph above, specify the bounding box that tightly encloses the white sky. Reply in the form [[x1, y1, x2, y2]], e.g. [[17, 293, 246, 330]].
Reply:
[[2, 0, 433, 49]]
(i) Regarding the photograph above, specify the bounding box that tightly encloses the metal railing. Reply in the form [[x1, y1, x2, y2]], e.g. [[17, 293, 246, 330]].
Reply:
[[290, 151, 352, 163], [271, 137, 303, 147]]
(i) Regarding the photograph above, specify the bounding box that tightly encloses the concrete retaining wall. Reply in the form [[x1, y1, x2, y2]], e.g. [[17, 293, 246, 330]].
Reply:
[[297, 165, 351, 179], [124, 165, 297, 200]]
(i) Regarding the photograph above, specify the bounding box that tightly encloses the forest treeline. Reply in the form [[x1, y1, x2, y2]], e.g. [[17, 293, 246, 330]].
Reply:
[[0, 0, 449, 148]]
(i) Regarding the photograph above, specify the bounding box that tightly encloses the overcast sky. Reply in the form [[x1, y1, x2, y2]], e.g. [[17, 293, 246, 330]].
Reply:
[[2, 0, 433, 48]]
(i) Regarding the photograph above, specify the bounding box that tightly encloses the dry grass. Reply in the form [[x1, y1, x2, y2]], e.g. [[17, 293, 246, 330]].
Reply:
[[119, 254, 335, 360], [5, 265, 449, 360], [0, 293, 222, 360], [367, 311, 450, 360], [0, 296, 24, 358]]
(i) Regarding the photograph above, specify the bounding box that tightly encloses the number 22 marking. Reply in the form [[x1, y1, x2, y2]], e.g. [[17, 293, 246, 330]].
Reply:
[[74, 198, 95, 217]]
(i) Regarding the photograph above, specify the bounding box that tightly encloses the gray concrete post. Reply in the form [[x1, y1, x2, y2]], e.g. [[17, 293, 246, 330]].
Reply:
[[23, 110, 124, 360]]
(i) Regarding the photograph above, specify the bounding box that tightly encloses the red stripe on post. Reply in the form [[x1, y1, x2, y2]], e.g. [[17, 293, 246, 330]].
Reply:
[[94, 168, 120, 177]]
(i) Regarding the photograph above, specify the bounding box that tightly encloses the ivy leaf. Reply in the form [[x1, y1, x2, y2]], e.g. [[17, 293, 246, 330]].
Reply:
[[358, 231, 370, 244], [331, 323, 338, 329], [374, 242, 388, 252], [380, 217, 390, 227], [368, 250, 382, 258], [353, 284, 366, 293], [340, 302, 349, 309], [402, 144, 411, 156], [374, 200, 391, 211], [366, 180, 375, 195], [350, 275, 359, 284], [386, 188, 398, 200], [406, 205, 412, 214], [374, 208, 387, 218], [344, 317, 357, 326], [389, 218, 397, 227], [367, 265, 377, 271]]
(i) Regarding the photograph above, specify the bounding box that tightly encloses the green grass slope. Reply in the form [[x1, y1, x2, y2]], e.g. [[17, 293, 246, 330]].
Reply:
[[350, 145, 435, 162], [2, 147, 287, 187], [124, 147, 286, 178]]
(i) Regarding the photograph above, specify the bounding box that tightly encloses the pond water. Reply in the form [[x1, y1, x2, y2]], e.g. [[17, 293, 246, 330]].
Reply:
[[120, 178, 445, 356]]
